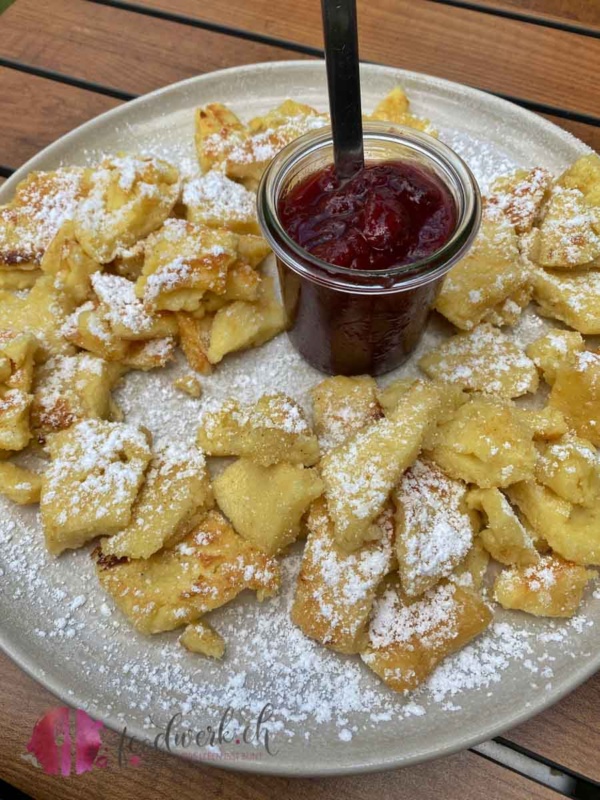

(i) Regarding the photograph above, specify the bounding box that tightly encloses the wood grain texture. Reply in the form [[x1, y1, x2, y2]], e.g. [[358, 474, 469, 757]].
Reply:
[[0, 0, 305, 97], [0, 653, 562, 800], [0, 77, 596, 180], [0, 67, 119, 169], [0, 0, 598, 166], [136, 0, 600, 117], [470, 0, 600, 29], [504, 672, 600, 782]]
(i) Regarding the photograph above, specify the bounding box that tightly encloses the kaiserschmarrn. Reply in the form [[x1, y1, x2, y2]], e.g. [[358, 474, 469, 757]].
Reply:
[[0, 87, 598, 696]]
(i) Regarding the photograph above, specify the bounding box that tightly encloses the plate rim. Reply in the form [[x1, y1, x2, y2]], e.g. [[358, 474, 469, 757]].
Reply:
[[0, 59, 590, 195], [1, 59, 597, 778], [3, 628, 600, 777]]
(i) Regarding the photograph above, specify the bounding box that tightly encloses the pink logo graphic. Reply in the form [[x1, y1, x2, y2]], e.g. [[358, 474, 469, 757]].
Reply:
[[27, 707, 106, 775]]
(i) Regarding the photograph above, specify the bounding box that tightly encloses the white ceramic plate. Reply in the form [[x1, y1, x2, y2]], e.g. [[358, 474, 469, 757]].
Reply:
[[0, 62, 597, 777]]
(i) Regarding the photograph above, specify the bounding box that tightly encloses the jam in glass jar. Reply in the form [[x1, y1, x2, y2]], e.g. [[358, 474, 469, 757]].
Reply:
[[257, 122, 481, 376]]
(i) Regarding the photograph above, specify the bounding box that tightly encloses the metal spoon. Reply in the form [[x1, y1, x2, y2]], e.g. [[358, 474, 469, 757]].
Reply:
[[321, 0, 365, 181]]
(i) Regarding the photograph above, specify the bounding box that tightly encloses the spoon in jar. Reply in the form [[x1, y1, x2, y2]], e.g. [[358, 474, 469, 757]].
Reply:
[[321, 0, 365, 181]]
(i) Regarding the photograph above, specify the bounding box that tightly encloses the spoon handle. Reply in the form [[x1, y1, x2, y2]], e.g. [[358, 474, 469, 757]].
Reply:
[[321, 0, 365, 181]]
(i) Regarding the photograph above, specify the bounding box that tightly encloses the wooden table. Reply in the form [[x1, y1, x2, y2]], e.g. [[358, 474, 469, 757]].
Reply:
[[0, 1, 599, 797]]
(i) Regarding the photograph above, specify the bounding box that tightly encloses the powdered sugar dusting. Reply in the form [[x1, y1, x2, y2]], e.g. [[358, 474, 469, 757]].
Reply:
[[367, 582, 463, 650], [0, 169, 83, 265], [42, 420, 151, 527], [486, 166, 553, 233], [1, 82, 598, 768], [201, 394, 310, 439], [421, 322, 538, 397], [182, 170, 257, 225], [1, 517, 595, 749], [91, 272, 157, 336], [396, 460, 473, 595], [204, 112, 328, 169], [438, 128, 516, 195]]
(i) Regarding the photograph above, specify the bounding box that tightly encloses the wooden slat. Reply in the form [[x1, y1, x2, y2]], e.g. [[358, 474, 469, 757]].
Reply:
[[0, 67, 119, 169], [470, 1, 600, 29], [0, 653, 562, 800], [0, 0, 305, 98], [136, 0, 600, 119], [502, 672, 600, 782], [2, 1, 599, 155]]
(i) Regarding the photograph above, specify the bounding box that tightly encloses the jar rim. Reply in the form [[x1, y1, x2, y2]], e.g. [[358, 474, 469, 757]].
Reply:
[[257, 121, 482, 294]]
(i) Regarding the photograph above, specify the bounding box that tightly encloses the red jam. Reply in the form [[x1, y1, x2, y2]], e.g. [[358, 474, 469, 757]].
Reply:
[[278, 160, 456, 271], [274, 159, 458, 376]]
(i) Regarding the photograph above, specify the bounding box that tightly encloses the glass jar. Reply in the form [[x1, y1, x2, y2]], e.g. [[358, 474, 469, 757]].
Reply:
[[257, 122, 481, 376]]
